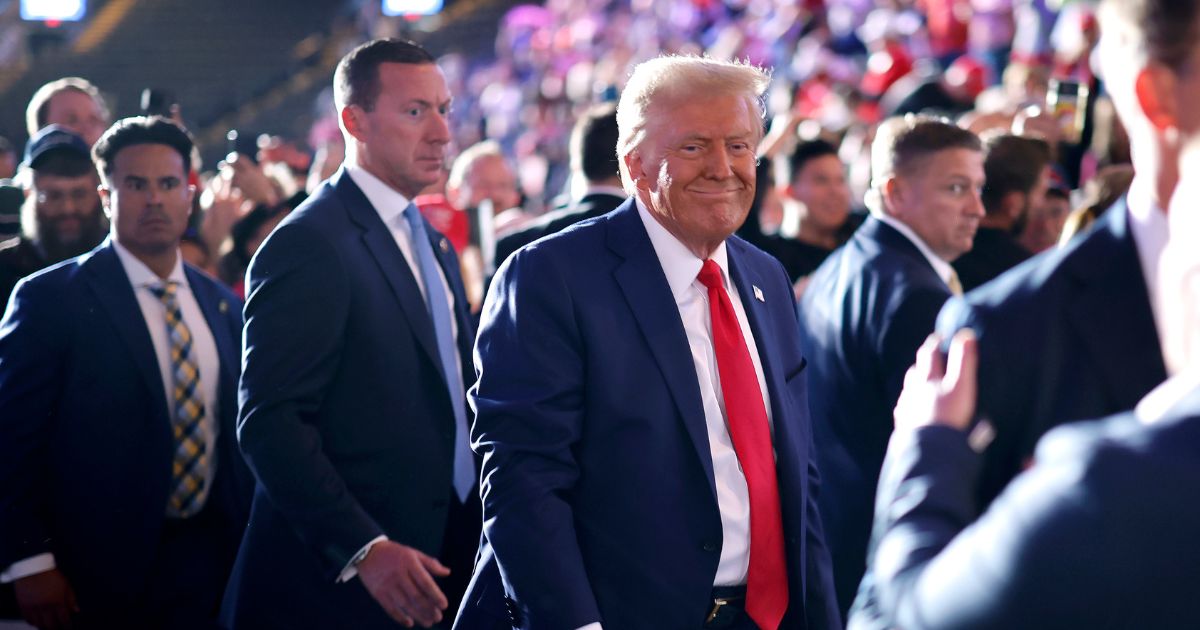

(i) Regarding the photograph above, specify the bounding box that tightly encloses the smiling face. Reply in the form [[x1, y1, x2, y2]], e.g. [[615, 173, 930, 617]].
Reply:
[[885, 147, 986, 261], [345, 62, 452, 199], [101, 143, 194, 260], [625, 92, 760, 259]]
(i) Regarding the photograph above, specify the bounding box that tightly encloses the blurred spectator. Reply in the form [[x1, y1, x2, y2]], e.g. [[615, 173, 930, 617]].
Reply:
[[1058, 163, 1135, 246], [25, 77, 111, 148], [217, 203, 292, 298], [0, 136, 15, 180], [1019, 184, 1069, 253], [447, 140, 527, 234], [0, 126, 105, 305], [883, 55, 990, 118], [952, 133, 1052, 290], [493, 102, 624, 272], [766, 139, 853, 295]]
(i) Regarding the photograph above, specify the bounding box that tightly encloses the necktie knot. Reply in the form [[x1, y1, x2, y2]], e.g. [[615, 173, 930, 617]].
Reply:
[[697, 259, 724, 292], [149, 281, 179, 303]]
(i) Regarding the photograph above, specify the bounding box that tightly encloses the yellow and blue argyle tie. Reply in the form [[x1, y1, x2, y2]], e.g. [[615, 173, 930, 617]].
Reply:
[[149, 281, 209, 518]]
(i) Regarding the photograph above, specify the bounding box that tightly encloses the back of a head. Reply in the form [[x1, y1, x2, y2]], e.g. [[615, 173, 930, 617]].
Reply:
[[616, 55, 769, 193], [92, 116, 194, 177], [868, 115, 982, 213], [981, 134, 1053, 215], [334, 38, 435, 112], [571, 102, 620, 183], [25, 77, 107, 138]]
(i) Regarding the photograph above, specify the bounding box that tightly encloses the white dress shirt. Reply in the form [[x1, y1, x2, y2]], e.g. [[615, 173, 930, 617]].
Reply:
[[1125, 180, 1169, 337], [1, 242, 221, 584], [875, 212, 958, 289], [337, 164, 464, 583]]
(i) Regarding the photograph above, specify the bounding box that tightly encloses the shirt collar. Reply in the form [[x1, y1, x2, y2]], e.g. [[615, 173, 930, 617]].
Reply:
[[345, 163, 414, 229], [634, 196, 731, 302], [111, 238, 187, 289], [874, 212, 957, 287]]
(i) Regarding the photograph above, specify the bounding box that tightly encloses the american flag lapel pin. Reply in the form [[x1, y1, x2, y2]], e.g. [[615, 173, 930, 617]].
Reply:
[[753, 285, 765, 303], [219, 300, 229, 314], [439, 238, 450, 253]]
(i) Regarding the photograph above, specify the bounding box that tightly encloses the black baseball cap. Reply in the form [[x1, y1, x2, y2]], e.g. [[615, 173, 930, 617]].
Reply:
[[22, 124, 90, 170]]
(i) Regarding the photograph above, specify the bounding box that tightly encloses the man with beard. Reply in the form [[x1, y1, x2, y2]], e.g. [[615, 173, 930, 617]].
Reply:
[[0, 126, 105, 306]]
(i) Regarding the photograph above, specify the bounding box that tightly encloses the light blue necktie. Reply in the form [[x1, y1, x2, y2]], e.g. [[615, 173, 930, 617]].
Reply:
[[403, 202, 475, 502]]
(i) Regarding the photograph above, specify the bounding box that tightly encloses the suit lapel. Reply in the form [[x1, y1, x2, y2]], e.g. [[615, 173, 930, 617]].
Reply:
[[1065, 199, 1168, 403], [82, 241, 168, 420], [334, 171, 444, 374], [606, 201, 717, 499], [725, 241, 789, 432], [186, 266, 239, 401]]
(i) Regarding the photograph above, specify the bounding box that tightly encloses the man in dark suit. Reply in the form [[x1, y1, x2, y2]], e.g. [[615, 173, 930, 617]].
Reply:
[[931, 0, 1179, 509], [491, 102, 624, 271], [0, 116, 251, 628], [455, 55, 838, 630], [797, 116, 984, 617], [951, 134, 1052, 292], [222, 39, 479, 630]]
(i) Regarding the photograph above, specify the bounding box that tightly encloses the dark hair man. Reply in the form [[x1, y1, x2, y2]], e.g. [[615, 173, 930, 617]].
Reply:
[[797, 115, 984, 617], [492, 101, 625, 269], [0, 116, 251, 628], [456, 55, 840, 630], [222, 38, 479, 629], [0, 126, 106, 307], [951, 133, 1053, 291], [765, 139, 853, 287]]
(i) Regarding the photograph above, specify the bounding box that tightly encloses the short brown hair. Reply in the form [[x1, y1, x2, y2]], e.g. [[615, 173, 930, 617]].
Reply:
[[333, 38, 436, 112], [25, 77, 108, 138], [1099, 0, 1200, 71], [981, 134, 1053, 214], [870, 115, 981, 191]]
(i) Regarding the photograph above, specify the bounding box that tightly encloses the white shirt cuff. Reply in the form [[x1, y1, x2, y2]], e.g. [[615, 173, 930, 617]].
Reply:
[[576, 624, 603, 630], [336, 535, 388, 583], [0, 553, 56, 583]]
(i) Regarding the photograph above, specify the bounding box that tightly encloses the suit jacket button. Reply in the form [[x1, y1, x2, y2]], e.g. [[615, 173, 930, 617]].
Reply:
[[702, 541, 719, 552]]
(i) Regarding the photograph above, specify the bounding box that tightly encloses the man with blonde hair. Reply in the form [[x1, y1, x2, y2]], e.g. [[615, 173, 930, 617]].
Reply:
[[25, 77, 110, 147], [454, 55, 839, 630]]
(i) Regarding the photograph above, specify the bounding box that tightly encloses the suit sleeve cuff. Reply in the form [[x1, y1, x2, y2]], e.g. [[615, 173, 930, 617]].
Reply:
[[0, 553, 56, 583], [336, 535, 388, 583]]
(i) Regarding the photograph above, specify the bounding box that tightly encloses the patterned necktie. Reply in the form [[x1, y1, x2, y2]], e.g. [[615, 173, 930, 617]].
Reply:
[[148, 281, 210, 518], [697, 260, 789, 630], [402, 203, 475, 502]]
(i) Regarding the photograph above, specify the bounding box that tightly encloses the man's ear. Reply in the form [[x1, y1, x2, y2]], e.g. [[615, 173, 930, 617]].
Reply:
[[1135, 63, 1179, 132], [340, 105, 368, 142], [1002, 190, 1027, 222], [623, 150, 646, 189], [97, 183, 113, 218], [881, 176, 903, 217]]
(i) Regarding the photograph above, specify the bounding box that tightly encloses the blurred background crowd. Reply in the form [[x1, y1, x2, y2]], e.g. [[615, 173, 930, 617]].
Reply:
[[0, 0, 1121, 314]]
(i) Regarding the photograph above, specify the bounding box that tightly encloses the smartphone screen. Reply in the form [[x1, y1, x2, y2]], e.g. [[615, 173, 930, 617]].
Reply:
[[1046, 79, 1089, 145]]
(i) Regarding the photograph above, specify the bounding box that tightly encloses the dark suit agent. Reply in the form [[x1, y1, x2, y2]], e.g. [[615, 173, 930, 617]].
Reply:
[[0, 126, 106, 306], [764, 139, 853, 286], [0, 116, 251, 629], [863, 172, 1200, 626], [222, 39, 479, 630], [491, 101, 624, 271], [455, 56, 839, 630], [797, 116, 985, 618], [932, 0, 1182, 509], [951, 134, 1052, 291]]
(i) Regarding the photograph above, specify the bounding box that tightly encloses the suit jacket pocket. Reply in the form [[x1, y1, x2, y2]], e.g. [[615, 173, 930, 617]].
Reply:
[[784, 357, 809, 383]]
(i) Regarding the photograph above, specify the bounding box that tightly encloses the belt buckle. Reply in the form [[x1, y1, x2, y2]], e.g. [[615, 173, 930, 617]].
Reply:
[[706, 598, 730, 624]]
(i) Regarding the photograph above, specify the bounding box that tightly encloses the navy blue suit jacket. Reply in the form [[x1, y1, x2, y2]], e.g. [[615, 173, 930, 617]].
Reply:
[[935, 200, 1167, 504], [454, 199, 839, 630], [0, 240, 250, 613], [797, 216, 952, 615], [861, 385, 1200, 629], [222, 169, 477, 628]]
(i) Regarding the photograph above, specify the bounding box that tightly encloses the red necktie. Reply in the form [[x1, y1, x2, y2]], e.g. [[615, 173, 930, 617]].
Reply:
[[697, 259, 788, 630]]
